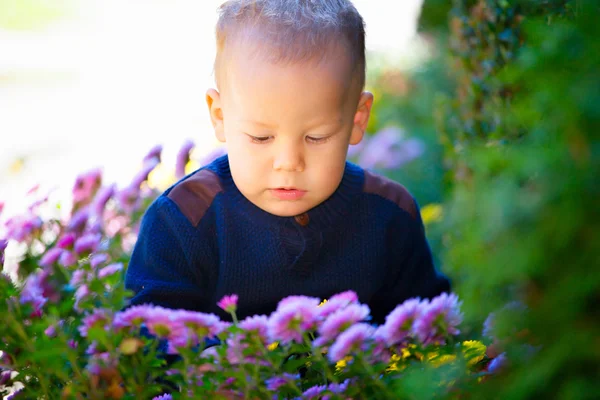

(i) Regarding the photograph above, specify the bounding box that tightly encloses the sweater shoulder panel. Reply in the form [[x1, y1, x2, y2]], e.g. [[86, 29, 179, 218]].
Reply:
[[363, 169, 417, 220], [167, 169, 223, 227]]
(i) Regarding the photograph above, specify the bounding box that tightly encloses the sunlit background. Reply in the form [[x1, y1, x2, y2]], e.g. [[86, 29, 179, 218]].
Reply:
[[0, 0, 425, 216]]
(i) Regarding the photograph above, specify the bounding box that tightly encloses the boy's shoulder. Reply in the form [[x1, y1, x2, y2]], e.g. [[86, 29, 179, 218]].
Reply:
[[360, 168, 418, 220], [164, 161, 225, 227]]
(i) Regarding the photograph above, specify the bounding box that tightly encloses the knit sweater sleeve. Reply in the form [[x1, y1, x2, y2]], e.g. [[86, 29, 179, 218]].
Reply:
[[370, 198, 451, 324], [124, 195, 214, 311]]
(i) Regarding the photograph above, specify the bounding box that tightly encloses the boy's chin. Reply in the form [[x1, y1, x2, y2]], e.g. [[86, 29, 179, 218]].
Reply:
[[257, 201, 313, 218]]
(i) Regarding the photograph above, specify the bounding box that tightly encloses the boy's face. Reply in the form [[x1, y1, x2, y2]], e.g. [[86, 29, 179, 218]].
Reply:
[[207, 43, 373, 217]]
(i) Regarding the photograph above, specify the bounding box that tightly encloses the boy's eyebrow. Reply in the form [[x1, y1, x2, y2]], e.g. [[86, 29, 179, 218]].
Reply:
[[239, 119, 343, 129]]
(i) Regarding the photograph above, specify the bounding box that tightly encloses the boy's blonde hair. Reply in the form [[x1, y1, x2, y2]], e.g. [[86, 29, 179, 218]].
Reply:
[[214, 0, 366, 90]]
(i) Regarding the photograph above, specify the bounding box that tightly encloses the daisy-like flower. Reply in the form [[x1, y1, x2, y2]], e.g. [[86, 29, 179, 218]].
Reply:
[[239, 314, 269, 344], [316, 290, 359, 320], [328, 323, 375, 363], [79, 309, 111, 337], [217, 294, 238, 314], [378, 298, 424, 346], [113, 304, 153, 330], [168, 310, 223, 348], [268, 298, 319, 344], [144, 306, 183, 338], [314, 303, 370, 346], [98, 262, 123, 279], [413, 293, 463, 345]]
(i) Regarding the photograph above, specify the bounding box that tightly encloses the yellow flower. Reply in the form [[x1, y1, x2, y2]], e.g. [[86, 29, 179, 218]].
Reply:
[[147, 164, 175, 191], [335, 356, 353, 373], [267, 342, 279, 351], [319, 299, 328, 307], [420, 204, 443, 225]]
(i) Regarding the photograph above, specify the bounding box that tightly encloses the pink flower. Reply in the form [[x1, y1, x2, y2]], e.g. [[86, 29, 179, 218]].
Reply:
[[378, 298, 424, 346], [98, 262, 123, 279], [239, 315, 269, 344], [314, 303, 370, 346], [70, 269, 88, 287], [115, 186, 142, 214], [168, 310, 223, 348], [413, 293, 463, 345], [175, 139, 195, 179], [79, 309, 111, 337], [327, 323, 375, 363], [268, 298, 319, 344], [113, 304, 154, 329], [217, 294, 238, 314], [74, 284, 90, 310], [144, 306, 183, 338], [57, 233, 77, 249], [72, 168, 102, 205], [317, 290, 359, 320]]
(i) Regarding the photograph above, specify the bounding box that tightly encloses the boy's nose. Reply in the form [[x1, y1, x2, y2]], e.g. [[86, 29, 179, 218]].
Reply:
[[273, 145, 305, 172]]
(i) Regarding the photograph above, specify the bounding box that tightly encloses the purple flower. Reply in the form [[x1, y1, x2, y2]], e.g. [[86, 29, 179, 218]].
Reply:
[[6, 388, 23, 399], [302, 384, 327, 399], [58, 251, 77, 267], [0, 370, 12, 386], [314, 303, 370, 346], [0, 238, 8, 264], [20, 271, 47, 312], [487, 352, 507, 374], [379, 298, 424, 346], [265, 373, 299, 391], [327, 323, 375, 363], [90, 253, 109, 269], [217, 294, 238, 314], [143, 144, 163, 164], [131, 158, 160, 189], [413, 293, 463, 345], [4, 214, 43, 242], [168, 310, 223, 348], [68, 206, 90, 232], [269, 297, 319, 344], [175, 139, 195, 179], [98, 262, 123, 279], [357, 127, 425, 170], [44, 324, 57, 337], [152, 395, 172, 400], [74, 284, 90, 309], [79, 309, 111, 337], [239, 314, 269, 343], [74, 233, 102, 255], [115, 186, 142, 214], [39, 247, 64, 267], [70, 269, 88, 287], [57, 232, 77, 249], [144, 307, 183, 338], [92, 184, 116, 216]]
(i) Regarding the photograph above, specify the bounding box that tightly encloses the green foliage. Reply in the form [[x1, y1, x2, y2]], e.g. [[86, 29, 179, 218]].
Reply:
[[435, 0, 600, 397]]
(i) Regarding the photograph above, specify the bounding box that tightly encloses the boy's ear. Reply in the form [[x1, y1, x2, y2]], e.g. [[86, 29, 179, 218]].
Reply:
[[350, 91, 374, 145], [206, 88, 225, 142]]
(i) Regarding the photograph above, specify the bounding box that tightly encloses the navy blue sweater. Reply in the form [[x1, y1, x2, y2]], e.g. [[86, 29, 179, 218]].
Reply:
[[125, 155, 450, 324]]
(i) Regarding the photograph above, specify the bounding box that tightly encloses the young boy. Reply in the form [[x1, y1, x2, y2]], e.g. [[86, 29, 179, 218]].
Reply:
[[125, 0, 450, 325]]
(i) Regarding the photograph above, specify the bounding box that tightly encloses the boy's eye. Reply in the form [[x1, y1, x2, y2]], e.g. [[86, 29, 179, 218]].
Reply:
[[248, 135, 272, 143], [306, 136, 330, 144]]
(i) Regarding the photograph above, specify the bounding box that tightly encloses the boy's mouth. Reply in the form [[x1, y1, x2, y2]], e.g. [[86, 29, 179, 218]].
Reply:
[[270, 188, 307, 201]]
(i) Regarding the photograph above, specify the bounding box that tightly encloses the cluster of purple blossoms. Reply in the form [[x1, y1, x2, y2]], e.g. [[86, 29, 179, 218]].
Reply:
[[377, 293, 463, 347], [265, 373, 300, 391], [268, 295, 321, 344], [300, 379, 351, 400]]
